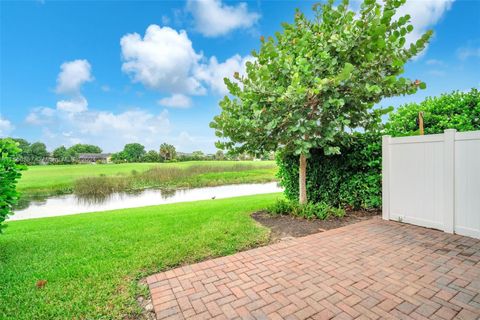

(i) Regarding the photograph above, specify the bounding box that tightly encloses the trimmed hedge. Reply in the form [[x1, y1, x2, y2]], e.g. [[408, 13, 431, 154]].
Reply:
[[276, 88, 479, 210], [386, 88, 480, 136], [277, 132, 382, 210]]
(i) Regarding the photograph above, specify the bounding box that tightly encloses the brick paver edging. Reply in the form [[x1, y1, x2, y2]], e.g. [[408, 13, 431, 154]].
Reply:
[[147, 218, 480, 319]]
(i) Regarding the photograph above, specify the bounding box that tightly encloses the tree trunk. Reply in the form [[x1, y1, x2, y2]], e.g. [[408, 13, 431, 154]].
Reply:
[[299, 153, 307, 204]]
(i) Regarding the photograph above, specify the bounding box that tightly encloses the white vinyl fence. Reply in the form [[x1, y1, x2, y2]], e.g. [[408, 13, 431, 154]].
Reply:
[[382, 129, 480, 239]]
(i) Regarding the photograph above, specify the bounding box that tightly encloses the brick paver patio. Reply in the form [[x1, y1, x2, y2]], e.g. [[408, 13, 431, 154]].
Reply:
[[147, 218, 480, 319]]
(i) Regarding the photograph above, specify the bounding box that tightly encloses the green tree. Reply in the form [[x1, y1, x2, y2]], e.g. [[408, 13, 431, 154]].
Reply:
[[215, 150, 225, 160], [66, 144, 102, 162], [67, 144, 102, 155], [111, 151, 127, 163], [52, 146, 70, 164], [211, 0, 431, 204], [159, 143, 177, 161], [29, 142, 49, 164], [0, 139, 26, 232], [386, 88, 480, 136], [122, 143, 146, 162], [191, 151, 204, 160], [10, 138, 30, 164], [143, 150, 160, 162]]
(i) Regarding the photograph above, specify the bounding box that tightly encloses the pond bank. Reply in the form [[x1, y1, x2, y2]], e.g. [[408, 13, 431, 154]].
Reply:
[[12, 182, 283, 220], [17, 161, 278, 198]]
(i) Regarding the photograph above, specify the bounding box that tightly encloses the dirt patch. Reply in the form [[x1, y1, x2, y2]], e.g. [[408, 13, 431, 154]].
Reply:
[[252, 210, 380, 242]]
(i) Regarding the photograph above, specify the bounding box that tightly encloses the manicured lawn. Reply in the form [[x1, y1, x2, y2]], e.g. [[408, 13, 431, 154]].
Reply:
[[0, 193, 282, 319], [17, 161, 277, 196]]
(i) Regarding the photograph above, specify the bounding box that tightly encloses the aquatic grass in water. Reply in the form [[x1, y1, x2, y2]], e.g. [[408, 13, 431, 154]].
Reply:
[[137, 164, 271, 184], [74, 176, 131, 197], [17, 161, 277, 197], [74, 163, 276, 197], [13, 183, 283, 220]]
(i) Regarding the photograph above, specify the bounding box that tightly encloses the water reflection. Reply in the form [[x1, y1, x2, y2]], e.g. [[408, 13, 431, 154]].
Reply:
[[11, 182, 283, 221], [15, 195, 48, 211]]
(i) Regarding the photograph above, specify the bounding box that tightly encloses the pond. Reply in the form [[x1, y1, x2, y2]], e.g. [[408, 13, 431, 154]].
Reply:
[[11, 182, 283, 221]]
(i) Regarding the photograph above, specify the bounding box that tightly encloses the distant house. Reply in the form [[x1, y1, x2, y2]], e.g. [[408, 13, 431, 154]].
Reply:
[[77, 153, 111, 163]]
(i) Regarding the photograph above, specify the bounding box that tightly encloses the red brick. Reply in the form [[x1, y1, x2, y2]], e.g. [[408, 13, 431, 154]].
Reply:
[[396, 301, 417, 315], [378, 299, 398, 312], [145, 219, 480, 319], [435, 306, 458, 319]]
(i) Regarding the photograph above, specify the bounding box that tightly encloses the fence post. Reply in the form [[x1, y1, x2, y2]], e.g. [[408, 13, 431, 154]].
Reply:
[[443, 129, 456, 234], [382, 135, 391, 221]]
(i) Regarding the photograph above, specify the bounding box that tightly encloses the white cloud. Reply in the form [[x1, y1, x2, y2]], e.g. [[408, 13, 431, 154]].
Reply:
[[54, 59, 92, 115], [56, 59, 93, 94], [428, 69, 446, 76], [158, 94, 192, 108], [101, 85, 111, 92], [186, 0, 260, 37], [350, 1, 453, 58], [121, 25, 205, 95], [25, 107, 55, 124], [29, 106, 172, 152], [161, 15, 171, 25], [74, 109, 172, 151], [0, 116, 14, 137], [171, 131, 216, 153], [56, 96, 88, 113], [426, 59, 445, 66], [120, 24, 253, 98], [78, 109, 170, 136], [395, 0, 454, 46], [25, 103, 218, 152], [457, 47, 480, 60], [195, 54, 254, 95], [174, 131, 195, 151], [42, 127, 57, 139]]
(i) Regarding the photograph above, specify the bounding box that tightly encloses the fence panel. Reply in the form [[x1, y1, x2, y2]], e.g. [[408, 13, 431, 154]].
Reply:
[[454, 131, 480, 238], [382, 129, 480, 239]]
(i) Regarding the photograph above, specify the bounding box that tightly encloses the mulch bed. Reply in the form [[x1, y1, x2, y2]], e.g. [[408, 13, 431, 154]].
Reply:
[[252, 209, 381, 242]]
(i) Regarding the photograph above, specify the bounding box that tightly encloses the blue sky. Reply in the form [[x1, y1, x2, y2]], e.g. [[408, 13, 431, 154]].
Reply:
[[0, 0, 479, 153]]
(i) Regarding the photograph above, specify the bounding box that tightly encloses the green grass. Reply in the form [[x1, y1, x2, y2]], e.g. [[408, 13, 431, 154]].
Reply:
[[0, 193, 282, 319], [17, 161, 277, 197]]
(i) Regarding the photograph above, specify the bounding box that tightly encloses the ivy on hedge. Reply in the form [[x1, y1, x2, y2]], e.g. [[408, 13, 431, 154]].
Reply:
[[277, 132, 382, 210]]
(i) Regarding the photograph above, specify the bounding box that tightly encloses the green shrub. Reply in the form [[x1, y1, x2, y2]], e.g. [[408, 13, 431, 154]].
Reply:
[[329, 206, 346, 218], [0, 138, 25, 232], [312, 202, 330, 220], [276, 89, 480, 211], [277, 132, 382, 210], [267, 199, 292, 215], [386, 88, 480, 136], [298, 203, 316, 220], [267, 199, 346, 220]]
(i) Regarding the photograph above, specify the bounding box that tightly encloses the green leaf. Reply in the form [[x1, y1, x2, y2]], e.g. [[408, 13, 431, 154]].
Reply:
[[210, 0, 433, 182], [338, 63, 354, 81]]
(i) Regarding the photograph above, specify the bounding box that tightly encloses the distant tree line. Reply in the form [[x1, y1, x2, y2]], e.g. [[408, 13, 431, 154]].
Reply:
[[0, 138, 272, 165], [8, 139, 103, 165]]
